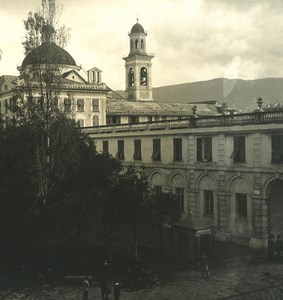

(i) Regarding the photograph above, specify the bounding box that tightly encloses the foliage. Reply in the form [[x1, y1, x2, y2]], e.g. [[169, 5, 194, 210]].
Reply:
[[22, 0, 70, 54], [112, 164, 154, 260], [22, 12, 45, 54], [153, 191, 181, 225], [0, 117, 123, 271]]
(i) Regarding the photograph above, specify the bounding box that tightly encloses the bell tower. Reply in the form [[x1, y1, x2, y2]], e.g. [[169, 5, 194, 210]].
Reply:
[[123, 19, 154, 101]]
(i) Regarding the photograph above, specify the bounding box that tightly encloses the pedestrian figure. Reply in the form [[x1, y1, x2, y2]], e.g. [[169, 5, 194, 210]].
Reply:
[[113, 282, 120, 300], [267, 234, 275, 261], [199, 252, 210, 278], [101, 259, 110, 280], [275, 234, 283, 257], [100, 278, 110, 300], [82, 276, 90, 300]]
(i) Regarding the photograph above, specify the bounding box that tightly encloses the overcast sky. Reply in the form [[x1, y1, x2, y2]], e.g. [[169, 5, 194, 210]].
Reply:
[[1, 0, 283, 90]]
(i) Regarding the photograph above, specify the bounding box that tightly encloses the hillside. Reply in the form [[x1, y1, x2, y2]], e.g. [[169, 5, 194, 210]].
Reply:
[[117, 78, 283, 111]]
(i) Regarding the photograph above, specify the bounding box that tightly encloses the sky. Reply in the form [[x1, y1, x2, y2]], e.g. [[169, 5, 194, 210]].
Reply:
[[1, 0, 283, 90]]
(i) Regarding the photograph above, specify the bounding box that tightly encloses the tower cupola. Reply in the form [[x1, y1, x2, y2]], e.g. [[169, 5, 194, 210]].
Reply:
[[128, 19, 147, 56]]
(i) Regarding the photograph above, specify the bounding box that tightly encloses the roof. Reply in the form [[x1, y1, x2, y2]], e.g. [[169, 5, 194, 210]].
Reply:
[[62, 70, 87, 83], [21, 42, 77, 68], [130, 22, 146, 34], [106, 99, 220, 116], [174, 217, 211, 231], [0, 75, 18, 84]]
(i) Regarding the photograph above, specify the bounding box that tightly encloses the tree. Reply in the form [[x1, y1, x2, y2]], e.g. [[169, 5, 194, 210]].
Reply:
[[14, 53, 70, 208], [113, 165, 153, 261], [22, 0, 70, 54], [152, 190, 181, 252], [0, 111, 124, 271]]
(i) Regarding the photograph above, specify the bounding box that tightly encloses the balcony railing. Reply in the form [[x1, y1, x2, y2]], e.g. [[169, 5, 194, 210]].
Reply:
[[83, 111, 283, 134]]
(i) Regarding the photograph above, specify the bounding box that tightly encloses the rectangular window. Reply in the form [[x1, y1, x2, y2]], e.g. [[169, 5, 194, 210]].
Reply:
[[129, 116, 139, 124], [175, 187, 184, 211], [9, 97, 17, 112], [204, 190, 214, 215], [133, 139, 141, 160], [64, 98, 71, 112], [231, 136, 246, 163], [197, 137, 212, 162], [235, 193, 247, 219], [77, 99, 84, 112], [92, 99, 99, 111], [272, 135, 283, 163], [173, 138, 182, 161], [148, 116, 153, 123], [116, 140, 124, 160], [152, 139, 161, 161], [106, 116, 121, 125], [102, 141, 109, 154], [5, 100, 8, 113]]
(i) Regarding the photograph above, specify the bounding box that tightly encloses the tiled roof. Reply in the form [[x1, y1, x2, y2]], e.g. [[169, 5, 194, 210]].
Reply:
[[106, 99, 220, 116]]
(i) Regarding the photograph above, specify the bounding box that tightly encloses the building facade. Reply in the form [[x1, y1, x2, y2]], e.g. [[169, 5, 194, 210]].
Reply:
[[85, 111, 283, 259], [0, 25, 108, 128]]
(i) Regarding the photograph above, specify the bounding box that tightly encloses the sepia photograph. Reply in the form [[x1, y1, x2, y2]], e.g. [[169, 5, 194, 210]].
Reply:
[[0, 0, 283, 299]]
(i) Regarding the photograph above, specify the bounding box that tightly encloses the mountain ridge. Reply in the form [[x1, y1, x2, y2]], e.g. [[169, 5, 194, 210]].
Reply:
[[117, 77, 283, 111]]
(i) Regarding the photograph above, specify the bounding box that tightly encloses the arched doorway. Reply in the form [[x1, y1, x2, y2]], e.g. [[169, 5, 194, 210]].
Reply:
[[266, 178, 283, 236]]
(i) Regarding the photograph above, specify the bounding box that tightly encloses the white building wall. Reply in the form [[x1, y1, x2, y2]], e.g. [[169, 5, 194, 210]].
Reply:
[[87, 118, 283, 249]]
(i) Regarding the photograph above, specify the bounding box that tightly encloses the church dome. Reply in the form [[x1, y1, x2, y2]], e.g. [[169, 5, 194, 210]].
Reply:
[[21, 42, 77, 68], [130, 22, 146, 34]]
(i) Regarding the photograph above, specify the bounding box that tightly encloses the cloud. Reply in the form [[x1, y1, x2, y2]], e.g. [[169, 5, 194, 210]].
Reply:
[[2, 0, 283, 90]]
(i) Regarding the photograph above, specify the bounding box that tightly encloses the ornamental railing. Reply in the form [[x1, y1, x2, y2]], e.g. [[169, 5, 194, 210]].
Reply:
[[83, 110, 283, 134]]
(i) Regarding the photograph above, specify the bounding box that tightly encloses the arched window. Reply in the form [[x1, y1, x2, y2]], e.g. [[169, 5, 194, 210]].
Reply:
[[140, 67, 147, 86], [131, 40, 134, 51], [135, 39, 139, 49], [141, 39, 144, 49], [128, 67, 134, 87], [93, 115, 99, 126]]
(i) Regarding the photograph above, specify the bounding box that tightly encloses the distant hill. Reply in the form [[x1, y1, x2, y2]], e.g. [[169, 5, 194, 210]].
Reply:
[[117, 78, 283, 111]]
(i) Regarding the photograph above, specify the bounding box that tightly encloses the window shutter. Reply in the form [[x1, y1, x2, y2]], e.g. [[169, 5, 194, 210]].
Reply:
[[134, 140, 141, 160], [206, 138, 212, 161], [116, 140, 124, 160], [152, 139, 161, 160], [197, 138, 202, 161], [103, 141, 108, 154]]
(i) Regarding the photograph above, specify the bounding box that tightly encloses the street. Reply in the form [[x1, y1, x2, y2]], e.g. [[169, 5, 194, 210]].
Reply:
[[0, 256, 282, 299]]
